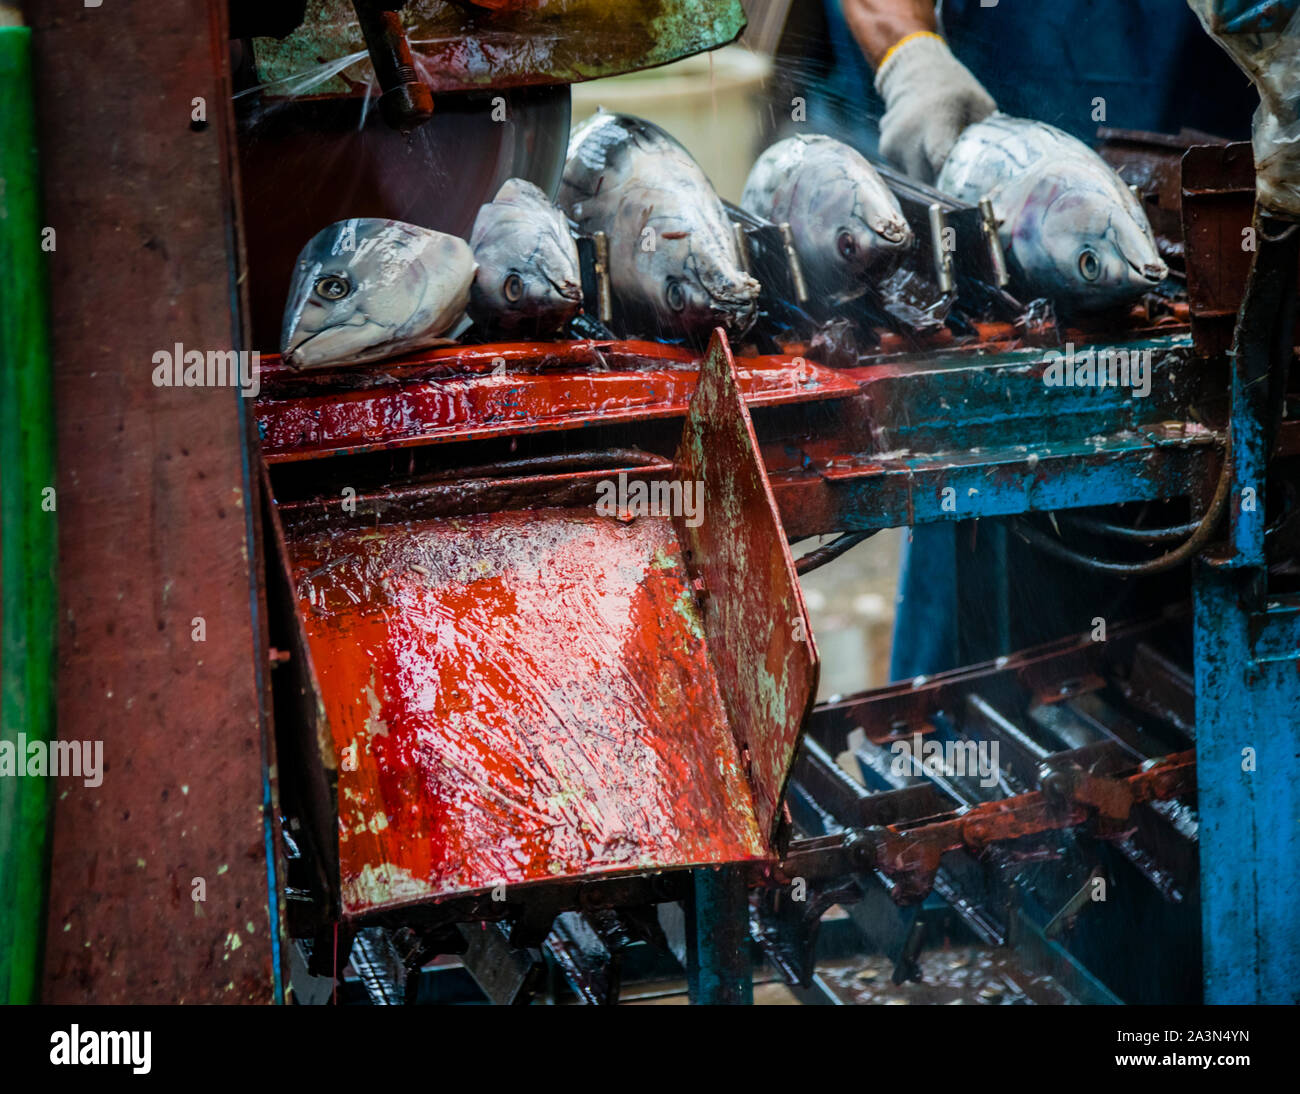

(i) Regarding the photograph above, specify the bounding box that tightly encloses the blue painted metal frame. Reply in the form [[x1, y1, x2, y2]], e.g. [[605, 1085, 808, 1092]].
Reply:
[[1192, 217, 1300, 1003], [819, 325, 1294, 1003], [687, 868, 753, 1004], [690, 318, 1296, 1002], [800, 333, 1216, 535], [1194, 572, 1300, 1002]]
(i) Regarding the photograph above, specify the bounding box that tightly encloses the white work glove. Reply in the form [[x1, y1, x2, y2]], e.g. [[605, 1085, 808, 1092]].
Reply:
[[874, 32, 997, 185]]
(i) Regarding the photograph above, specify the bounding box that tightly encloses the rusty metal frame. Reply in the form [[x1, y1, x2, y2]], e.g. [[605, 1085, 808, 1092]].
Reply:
[[264, 329, 819, 926], [672, 330, 818, 841], [30, 0, 280, 1002]]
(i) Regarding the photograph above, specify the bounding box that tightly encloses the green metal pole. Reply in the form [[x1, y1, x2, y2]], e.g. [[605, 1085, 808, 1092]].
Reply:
[[0, 15, 57, 1005]]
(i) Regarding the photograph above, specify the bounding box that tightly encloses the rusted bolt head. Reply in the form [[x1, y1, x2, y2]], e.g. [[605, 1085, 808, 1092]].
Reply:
[[1040, 767, 1073, 799]]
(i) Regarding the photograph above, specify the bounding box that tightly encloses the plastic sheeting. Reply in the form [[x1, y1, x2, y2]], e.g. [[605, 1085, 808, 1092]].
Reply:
[[1189, 0, 1300, 218]]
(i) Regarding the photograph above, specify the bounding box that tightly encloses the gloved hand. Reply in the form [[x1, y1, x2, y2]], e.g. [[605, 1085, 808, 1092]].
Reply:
[[874, 32, 997, 185]]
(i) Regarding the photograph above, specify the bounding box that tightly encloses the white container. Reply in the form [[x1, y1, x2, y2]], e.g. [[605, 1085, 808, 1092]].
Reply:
[[570, 45, 772, 204]]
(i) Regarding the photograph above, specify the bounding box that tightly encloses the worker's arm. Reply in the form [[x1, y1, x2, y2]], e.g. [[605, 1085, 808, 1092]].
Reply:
[[842, 0, 996, 184], [841, 0, 936, 64]]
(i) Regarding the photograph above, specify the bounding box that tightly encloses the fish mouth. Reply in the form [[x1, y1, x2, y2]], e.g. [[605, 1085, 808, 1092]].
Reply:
[[281, 328, 322, 368], [871, 217, 912, 246], [708, 291, 758, 317], [709, 295, 758, 334], [548, 275, 584, 305], [1128, 257, 1168, 284], [282, 317, 381, 368]]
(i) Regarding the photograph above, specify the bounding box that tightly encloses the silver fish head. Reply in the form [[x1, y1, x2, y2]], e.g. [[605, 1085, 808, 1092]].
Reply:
[[280, 218, 476, 368], [635, 213, 760, 336], [1013, 174, 1168, 311], [819, 202, 914, 296], [469, 179, 584, 335], [659, 246, 761, 335], [745, 136, 912, 300], [810, 178, 912, 294]]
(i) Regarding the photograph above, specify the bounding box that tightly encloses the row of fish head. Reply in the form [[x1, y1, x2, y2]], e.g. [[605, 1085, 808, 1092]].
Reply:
[[280, 113, 1168, 363]]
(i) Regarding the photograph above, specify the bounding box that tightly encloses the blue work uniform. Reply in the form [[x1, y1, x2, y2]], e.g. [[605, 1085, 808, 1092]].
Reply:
[[813, 0, 1259, 678], [820, 0, 1257, 147]]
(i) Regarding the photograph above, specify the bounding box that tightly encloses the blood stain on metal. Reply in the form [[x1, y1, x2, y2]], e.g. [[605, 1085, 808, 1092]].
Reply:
[[287, 507, 766, 917]]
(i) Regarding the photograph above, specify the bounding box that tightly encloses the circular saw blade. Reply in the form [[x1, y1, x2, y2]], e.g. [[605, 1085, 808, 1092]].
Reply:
[[238, 84, 571, 351]]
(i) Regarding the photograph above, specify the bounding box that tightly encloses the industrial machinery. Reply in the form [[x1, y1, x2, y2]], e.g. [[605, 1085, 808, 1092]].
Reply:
[[10, 0, 1298, 1007]]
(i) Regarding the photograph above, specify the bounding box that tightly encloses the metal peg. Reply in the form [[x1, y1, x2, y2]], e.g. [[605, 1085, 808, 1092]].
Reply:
[[978, 197, 1010, 288], [593, 231, 613, 325], [733, 222, 751, 275], [929, 203, 955, 294], [779, 222, 809, 305]]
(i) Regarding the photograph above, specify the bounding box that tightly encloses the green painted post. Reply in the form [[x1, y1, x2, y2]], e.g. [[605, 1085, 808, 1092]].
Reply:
[[0, 20, 58, 1005]]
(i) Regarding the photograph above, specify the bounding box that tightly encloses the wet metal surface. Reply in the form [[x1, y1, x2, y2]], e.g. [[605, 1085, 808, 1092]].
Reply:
[[817, 947, 1077, 1005], [255, 340, 859, 462], [674, 331, 819, 840], [288, 508, 765, 917]]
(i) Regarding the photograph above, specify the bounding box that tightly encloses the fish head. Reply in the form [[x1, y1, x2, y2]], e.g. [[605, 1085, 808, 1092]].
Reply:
[[1014, 173, 1168, 311], [470, 205, 584, 334], [470, 179, 584, 333], [632, 213, 761, 336], [281, 219, 474, 367], [673, 248, 761, 335], [796, 170, 912, 295]]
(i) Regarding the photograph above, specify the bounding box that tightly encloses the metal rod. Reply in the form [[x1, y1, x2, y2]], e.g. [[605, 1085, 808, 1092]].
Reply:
[[394, 448, 667, 485], [351, 1, 434, 132], [794, 530, 875, 574], [978, 197, 1009, 288], [732, 221, 751, 275]]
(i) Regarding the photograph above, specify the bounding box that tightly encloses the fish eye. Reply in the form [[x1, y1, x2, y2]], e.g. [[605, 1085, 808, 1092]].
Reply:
[[314, 275, 350, 301], [503, 273, 524, 304], [1078, 249, 1101, 282], [837, 230, 857, 260], [665, 278, 686, 312]]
